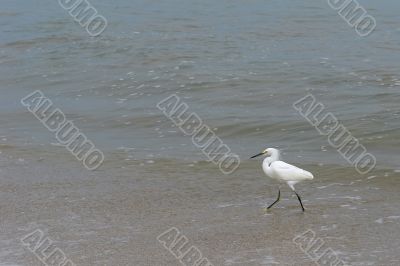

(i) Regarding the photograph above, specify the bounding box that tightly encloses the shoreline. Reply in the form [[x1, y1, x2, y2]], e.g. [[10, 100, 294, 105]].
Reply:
[[0, 148, 399, 265]]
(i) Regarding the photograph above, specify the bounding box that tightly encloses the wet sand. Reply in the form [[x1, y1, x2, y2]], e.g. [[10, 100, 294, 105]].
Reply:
[[1, 148, 399, 265]]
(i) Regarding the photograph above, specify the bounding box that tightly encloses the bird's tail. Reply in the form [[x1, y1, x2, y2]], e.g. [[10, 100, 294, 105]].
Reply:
[[303, 170, 314, 180]]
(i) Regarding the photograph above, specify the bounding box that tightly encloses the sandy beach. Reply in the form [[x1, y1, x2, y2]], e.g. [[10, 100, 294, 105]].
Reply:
[[0, 146, 399, 265]]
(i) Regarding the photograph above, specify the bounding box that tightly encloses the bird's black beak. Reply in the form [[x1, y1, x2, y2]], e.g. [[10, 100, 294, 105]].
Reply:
[[250, 152, 264, 159]]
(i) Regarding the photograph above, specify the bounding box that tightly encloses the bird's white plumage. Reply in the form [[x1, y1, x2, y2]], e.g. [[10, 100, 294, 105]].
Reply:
[[257, 148, 314, 191], [264, 161, 314, 182], [251, 148, 314, 211]]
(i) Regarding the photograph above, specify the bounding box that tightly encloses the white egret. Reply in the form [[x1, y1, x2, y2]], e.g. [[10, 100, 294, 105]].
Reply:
[[251, 148, 313, 212]]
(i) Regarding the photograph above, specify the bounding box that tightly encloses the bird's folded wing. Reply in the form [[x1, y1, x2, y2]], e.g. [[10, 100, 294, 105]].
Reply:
[[271, 161, 313, 181]]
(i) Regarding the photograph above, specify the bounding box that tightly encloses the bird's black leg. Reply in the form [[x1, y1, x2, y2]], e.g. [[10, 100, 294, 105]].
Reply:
[[267, 189, 280, 209], [294, 191, 305, 212]]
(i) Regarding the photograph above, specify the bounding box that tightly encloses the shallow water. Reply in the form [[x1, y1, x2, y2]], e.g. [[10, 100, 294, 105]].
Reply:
[[1, 0, 400, 168], [1, 0, 400, 265], [1, 150, 400, 265]]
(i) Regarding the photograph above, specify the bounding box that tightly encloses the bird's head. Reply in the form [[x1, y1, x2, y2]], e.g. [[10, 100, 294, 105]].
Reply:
[[250, 148, 278, 159]]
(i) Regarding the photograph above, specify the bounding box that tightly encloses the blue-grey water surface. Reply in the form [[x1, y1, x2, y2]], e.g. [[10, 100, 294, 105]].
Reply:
[[1, 0, 400, 265]]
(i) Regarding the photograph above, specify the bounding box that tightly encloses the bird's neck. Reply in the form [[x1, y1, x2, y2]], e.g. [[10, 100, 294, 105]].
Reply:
[[262, 157, 274, 177], [269, 151, 280, 163], [262, 152, 280, 177], [263, 154, 279, 167]]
